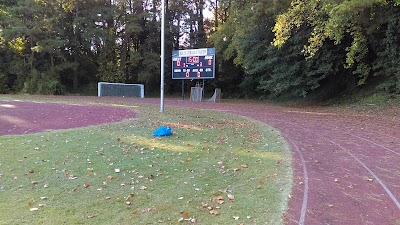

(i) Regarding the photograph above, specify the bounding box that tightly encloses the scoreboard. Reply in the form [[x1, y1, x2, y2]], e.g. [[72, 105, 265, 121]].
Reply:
[[172, 48, 215, 79]]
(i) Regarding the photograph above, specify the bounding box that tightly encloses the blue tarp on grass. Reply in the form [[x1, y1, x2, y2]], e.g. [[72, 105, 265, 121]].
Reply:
[[153, 126, 173, 137]]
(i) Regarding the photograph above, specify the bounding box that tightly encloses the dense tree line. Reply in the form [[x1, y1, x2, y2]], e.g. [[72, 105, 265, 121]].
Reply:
[[0, 0, 399, 99], [214, 0, 400, 98], [0, 0, 207, 95]]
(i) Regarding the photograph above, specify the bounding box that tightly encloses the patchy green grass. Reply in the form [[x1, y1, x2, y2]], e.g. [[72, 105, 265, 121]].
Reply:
[[0, 99, 291, 224]]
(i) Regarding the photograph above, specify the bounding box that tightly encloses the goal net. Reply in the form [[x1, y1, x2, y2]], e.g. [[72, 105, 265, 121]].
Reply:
[[206, 88, 221, 103], [190, 87, 203, 102], [98, 82, 144, 98]]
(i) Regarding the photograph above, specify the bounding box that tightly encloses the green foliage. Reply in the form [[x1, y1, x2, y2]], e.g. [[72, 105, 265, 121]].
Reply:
[[372, 6, 400, 93], [0, 71, 9, 93], [137, 52, 161, 90], [22, 69, 60, 94], [272, 0, 400, 88], [98, 62, 126, 83]]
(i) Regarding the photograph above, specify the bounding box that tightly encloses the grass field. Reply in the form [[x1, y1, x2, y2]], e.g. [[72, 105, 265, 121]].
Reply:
[[0, 98, 292, 224]]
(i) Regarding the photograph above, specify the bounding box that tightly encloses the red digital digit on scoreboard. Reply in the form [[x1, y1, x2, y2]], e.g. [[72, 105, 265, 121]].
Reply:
[[188, 56, 199, 63]]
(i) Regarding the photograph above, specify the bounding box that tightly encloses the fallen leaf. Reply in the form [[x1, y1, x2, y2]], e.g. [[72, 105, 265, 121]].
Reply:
[[227, 194, 235, 200], [216, 196, 224, 200], [209, 209, 219, 215], [217, 200, 224, 205], [183, 212, 189, 218], [241, 164, 248, 168], [83, 182, 90, 188], [126, 193, 134, 200], [68, 175, 78, 180], [142, 207, 155, 213], [218, 188, 227, 193], [140, 186, 147, 190], [233, 216, 240, 220], [334, 178, 339, 183]]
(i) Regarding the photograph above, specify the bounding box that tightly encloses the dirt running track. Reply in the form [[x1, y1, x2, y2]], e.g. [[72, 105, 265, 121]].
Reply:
[[0, 97, 399, 224], [0, 100, 136, 135]]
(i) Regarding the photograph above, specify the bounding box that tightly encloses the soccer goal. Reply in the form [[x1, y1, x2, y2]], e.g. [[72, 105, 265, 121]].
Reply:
[[206, 88, 221, 103], [190, 87, 203, 102], [98, 82, 144, 98]]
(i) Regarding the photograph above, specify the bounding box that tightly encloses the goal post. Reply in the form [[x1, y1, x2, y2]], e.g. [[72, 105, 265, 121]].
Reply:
[[190, 87, 203, 102], [98, 82, 144, 98]]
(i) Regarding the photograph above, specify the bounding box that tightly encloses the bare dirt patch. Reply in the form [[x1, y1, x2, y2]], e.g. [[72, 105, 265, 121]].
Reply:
[[0, 100, 136, 136]]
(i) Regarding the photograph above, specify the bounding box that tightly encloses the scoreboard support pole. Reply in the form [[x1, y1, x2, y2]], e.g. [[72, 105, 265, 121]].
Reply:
[[181, 80, 185, 100], [203, 79, 205, 98]]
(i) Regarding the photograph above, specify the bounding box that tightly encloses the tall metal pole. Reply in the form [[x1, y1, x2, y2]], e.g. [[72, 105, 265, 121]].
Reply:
[[160, 0, 165, 112]]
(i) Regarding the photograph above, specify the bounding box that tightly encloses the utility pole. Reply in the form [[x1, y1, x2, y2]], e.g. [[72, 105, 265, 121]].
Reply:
[[160, 0, 165, 112]]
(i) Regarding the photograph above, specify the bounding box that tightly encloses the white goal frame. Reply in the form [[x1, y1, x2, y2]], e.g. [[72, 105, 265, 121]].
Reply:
[[98, 82, 144, 98]]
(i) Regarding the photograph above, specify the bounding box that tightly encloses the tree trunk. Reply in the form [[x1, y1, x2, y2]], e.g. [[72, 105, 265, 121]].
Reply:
[[60, 0, 64, 34], [73, 1, 79, 91], [214, 0, 218, 28], [30, 37, 34, 72], [197, 0, 206, 48], [120, 3, 128, 81]]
